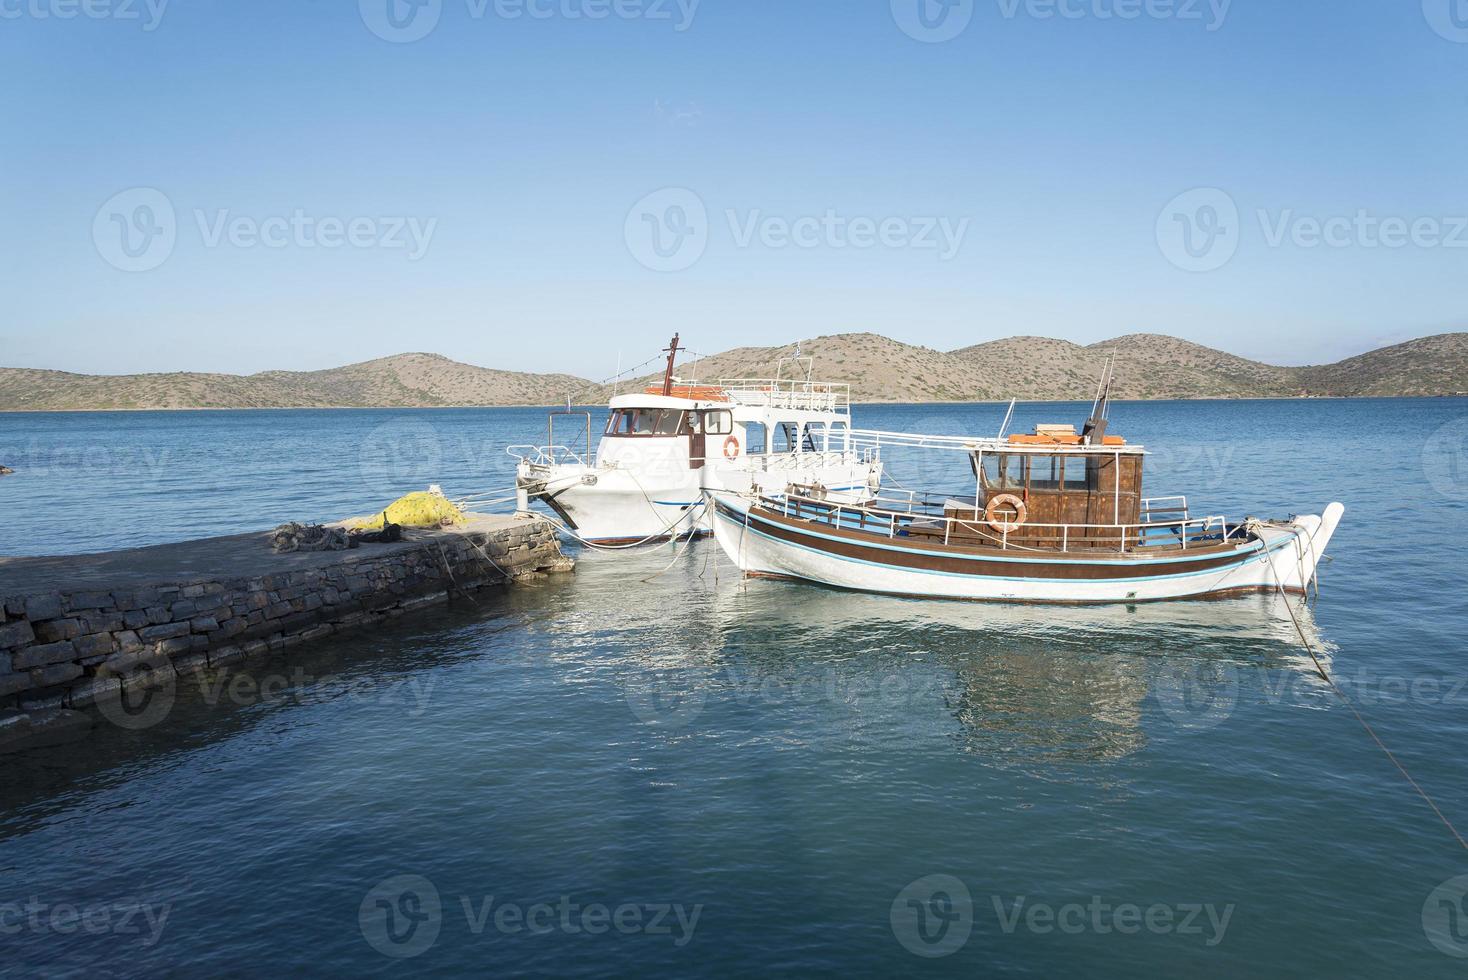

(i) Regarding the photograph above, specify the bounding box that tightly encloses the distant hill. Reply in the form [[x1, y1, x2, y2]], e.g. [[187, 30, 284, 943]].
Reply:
[[1, 334, 1463, 411], [639, 332, 1468, 402], [0, 353, 594, 411]]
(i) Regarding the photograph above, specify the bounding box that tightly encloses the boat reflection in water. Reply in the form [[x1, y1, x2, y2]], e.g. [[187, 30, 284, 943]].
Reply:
[[568, 543, 1333, 770]]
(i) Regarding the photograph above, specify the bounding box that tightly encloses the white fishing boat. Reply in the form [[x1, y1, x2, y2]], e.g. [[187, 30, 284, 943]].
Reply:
[[706, 369, 1345, 604], [512, 336, 883, 544]]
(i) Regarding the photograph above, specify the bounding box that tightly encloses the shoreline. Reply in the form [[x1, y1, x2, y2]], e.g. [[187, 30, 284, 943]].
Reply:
[[1, 393, 1465, 415]]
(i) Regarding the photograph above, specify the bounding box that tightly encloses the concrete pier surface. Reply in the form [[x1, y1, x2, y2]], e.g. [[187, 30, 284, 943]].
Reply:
[[0, 513, 572, 753]]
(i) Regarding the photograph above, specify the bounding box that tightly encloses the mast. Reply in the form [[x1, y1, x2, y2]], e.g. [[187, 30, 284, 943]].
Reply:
[[1082, 354, 1115, 445], [660, 333, 684, 397]]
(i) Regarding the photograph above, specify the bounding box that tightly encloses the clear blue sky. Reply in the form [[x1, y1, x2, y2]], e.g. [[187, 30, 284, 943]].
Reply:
[[3, 0, 1464, 379]]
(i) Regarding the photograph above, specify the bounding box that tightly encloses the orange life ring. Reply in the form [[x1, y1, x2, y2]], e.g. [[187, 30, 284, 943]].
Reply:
[[723, 435, 741, 460], [985, 493, 1027, 533]]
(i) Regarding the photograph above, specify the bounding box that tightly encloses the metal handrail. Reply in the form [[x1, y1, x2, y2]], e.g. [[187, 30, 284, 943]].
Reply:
[[717, 378, 851, 413], [507, 444, 589, 467], [768, 491, 1233, 552]]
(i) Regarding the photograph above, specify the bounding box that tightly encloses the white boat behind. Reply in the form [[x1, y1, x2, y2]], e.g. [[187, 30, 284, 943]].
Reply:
[[512, 336, 882, 544]]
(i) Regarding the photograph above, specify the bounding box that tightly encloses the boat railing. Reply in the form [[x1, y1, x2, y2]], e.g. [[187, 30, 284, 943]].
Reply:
[[1141, 495, 1190, 523], [847, 429, 990, 454], [768, 491, 1233, 553], [507, 444, 590, 468], [718, 378, 851, 413]]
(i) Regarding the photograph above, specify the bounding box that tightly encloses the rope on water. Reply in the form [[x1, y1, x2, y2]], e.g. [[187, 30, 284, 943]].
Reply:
[[1246, 518, 1468, 855]]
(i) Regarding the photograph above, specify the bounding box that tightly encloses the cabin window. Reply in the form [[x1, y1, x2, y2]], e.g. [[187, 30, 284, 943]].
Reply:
[[702, 410, 733, 435], [804, 422, 828, 452], [773, 422, 798, 453], [605, 409, 684, 436], [743, 422, 768, 454], [1063, 456, 1091, 490], [1029, 456, 1061, 490], [827, 421, 849, 452], [981, 454, 1026, 490]]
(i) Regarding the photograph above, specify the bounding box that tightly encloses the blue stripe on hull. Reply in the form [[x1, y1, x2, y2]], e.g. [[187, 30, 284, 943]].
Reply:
[[718, 500, 1267, 568], [713, 502, 1284, 585]]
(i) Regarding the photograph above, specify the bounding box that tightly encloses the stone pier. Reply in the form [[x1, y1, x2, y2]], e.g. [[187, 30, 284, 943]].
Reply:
[[0, 514, 572, 753]]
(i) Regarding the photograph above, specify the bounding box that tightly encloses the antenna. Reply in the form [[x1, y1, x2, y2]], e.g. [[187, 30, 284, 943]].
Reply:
[[997, 398, 1017, 440]]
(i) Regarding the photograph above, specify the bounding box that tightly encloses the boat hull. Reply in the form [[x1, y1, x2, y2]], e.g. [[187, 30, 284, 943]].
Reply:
[[709, 496, 1345, 604], [521, 459, 882, 544]]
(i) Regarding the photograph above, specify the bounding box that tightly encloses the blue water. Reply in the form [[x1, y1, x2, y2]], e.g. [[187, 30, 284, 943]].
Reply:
[[2, 399, 1467, 977]]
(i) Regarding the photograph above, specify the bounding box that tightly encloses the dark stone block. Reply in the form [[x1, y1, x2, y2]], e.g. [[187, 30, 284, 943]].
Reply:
[[13, 641, 78, 670]]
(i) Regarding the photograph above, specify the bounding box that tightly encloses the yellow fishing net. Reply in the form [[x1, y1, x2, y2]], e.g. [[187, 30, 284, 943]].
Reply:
[[347, 491, 465, 530]]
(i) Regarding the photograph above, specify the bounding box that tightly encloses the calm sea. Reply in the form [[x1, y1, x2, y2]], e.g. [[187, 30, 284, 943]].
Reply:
[[2, 398, 1467, 977]]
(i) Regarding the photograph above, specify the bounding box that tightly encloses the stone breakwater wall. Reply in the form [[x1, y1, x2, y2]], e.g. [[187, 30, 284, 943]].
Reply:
[[0, 517, 571, 751]]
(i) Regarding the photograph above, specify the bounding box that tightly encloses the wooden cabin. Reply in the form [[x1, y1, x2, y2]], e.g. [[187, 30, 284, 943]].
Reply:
[[935, 424, 1149, 551]]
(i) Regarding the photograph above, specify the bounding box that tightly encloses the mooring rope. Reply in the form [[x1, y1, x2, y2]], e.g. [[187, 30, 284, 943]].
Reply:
[[1246, 518, 1468, 854]]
